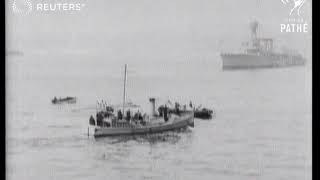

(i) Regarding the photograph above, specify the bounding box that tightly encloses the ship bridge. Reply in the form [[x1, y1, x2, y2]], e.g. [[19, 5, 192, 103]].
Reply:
[[247, 38, 273, 54]]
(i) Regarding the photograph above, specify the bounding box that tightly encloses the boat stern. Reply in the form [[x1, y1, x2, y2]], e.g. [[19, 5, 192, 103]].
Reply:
[[86, 125, 97, 137], [189, 118, 194, 127], [187, 111, 195, 128]]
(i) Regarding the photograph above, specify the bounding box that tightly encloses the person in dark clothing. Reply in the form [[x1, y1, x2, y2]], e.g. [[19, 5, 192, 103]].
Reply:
[[175, 102, 180, 109], [158, 105, 164, 117], [89, 115, 95, 126], [117, 110, 123, 120], [164, 105, 168, 122], [126, 110, 131, 121], [138, 112, 143, 120], [106, 106, 114, 113], [175, 102, 180, 115], [133, 112, 139, 121], [133, 110, 142, 121], [96, 113, 103, 126]]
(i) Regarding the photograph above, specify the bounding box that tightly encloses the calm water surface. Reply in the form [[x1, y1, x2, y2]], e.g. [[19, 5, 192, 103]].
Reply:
[[6, 53, 312, 180]]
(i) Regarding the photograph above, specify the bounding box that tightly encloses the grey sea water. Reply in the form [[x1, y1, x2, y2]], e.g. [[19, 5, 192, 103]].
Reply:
[[6, 52, 311, 180]]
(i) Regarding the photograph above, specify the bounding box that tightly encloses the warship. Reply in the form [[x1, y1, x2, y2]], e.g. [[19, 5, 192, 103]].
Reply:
[[220, 21, 306, 70]]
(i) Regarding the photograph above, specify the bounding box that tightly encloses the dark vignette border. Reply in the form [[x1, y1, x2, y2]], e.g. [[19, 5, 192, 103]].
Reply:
[[312, 0, 318, 179], [2, 0, 5, 179], [0, 1, 317, 180]]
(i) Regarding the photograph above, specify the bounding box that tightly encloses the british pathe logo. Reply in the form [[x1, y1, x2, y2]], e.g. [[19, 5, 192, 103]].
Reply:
[[280, 0, 308, 33], [12, 0, 32, 15], [281, 0, 306, 16]]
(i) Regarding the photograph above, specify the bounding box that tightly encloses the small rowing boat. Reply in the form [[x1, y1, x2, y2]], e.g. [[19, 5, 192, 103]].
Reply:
[[52, 96, 77, 104], [194, 108, 213, 119]]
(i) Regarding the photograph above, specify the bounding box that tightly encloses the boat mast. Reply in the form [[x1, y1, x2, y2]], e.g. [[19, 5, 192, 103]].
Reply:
[[122, 64, 127, 116]]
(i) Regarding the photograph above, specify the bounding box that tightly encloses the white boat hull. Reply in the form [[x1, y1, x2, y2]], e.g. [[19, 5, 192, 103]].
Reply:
[[88, 112, 194, 137]]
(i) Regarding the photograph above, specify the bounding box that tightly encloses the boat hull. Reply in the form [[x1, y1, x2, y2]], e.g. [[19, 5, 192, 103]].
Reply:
[[194, 111, 212, 119], [221, 53, 306, 70], [52, 97, 77, 104], [91, 112, 194, 137]]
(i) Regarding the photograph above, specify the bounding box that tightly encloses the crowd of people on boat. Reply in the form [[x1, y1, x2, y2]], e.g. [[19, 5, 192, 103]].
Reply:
[[89, 100, 214, 127], [116, 109, 143, 121], [159, 101, 214, 119], [158, 101, 192, 116], [90, 100, 148, 127]]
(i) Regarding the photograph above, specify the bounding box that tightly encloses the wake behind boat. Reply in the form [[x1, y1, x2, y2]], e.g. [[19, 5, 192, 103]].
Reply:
[[87, 65, 194, 137]]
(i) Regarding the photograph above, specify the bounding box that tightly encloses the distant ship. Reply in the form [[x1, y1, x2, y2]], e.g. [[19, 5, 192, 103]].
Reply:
[[52, 96, 77, 104], [220, 21, 306, 70], [5, 50, 24, 57]]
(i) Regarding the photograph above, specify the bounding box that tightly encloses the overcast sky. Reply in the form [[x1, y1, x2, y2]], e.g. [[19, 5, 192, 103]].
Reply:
[[6, 0, 312, 56]]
